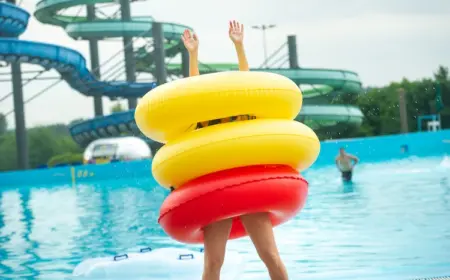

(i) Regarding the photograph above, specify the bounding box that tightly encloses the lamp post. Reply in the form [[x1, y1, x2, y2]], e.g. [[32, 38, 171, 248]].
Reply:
[[252, 24, 276, 68]]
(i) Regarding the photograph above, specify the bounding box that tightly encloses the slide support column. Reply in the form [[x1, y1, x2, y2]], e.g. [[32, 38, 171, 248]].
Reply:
[[9, 0, 28, 169], [12, 61, 28, 170], [152, 22, 167, 84], [181, 48, 189, 78], [287, 35, 299, 68], [87, 4, 103, 116], [119, 0, 137, 109]]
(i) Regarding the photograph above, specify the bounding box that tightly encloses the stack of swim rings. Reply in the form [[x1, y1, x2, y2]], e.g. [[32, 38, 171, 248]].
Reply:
[[135, 71, 320, 244]]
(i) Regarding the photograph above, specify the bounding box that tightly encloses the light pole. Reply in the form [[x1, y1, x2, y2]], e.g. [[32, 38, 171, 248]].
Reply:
[[252, 24, 276, 68]]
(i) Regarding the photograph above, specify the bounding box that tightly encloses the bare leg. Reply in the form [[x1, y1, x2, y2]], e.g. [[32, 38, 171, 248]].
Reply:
[[241, 212, 288, 280], [202, 219, 233, 280]]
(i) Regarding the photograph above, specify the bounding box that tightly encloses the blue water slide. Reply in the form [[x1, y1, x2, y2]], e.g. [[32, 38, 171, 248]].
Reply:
[[0, 2, 156, 99], [1, 2, 365, 147], [70, 110, 142, 145]]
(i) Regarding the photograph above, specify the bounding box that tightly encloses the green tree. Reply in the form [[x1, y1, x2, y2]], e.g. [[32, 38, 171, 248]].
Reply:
[[27, 126, 81, 168], [111, 102, 125, 113], [0, 113, 6, 135], [434, 65, 449, 106], [47, 152, 83, 167], [433, 65, 450, 128], [0, 132, 17, 171], [69, 118, 85, 127], [0, 124, 82, 171], [333, 65, 449, 139]]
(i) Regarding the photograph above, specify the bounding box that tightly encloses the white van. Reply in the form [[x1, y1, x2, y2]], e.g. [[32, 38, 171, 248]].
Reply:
[[83, 137, 152, 164]]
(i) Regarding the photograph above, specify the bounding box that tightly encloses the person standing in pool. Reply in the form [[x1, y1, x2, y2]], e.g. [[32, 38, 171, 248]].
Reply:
[[181, 21, 289, 280], [335, 147, 359, 182]]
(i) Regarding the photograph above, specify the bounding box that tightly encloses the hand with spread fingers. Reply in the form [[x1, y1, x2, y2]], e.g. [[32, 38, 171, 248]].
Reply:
[[229, 20, 244, 45], [228, 20, 249, 71], [181, 29, 200, 76], [181, 29, 199, 53]]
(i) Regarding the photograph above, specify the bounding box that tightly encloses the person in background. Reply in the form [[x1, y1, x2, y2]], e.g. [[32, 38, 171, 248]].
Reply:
[[181, 21, 289, 280], [335, 147, 359, 182], [400, 144, 409, 154]]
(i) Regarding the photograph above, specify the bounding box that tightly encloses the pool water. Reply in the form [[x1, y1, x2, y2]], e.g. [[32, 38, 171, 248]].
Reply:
[[1, 156, 450, 279]]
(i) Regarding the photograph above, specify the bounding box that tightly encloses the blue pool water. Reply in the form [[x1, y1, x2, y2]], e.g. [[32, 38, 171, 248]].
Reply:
[[1, 156, 450, 279]]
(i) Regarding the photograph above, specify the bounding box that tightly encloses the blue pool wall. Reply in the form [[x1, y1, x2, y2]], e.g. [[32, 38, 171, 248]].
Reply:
[[1, 130, 449, 187], [315, 129, 450, 165]]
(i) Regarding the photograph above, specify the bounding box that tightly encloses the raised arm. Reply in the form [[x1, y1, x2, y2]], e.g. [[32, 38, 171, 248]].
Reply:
[[181, 29, 200, 76], [229, 20, 249, 71]]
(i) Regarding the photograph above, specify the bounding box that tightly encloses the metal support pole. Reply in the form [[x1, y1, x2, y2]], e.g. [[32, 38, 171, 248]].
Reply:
[[252, 24, 276, 68], [119, 0, 137, 109], [287, 35, 299, 68], [262, 28, 268, 66], [398, 88, 408, 133], [181, 48, 189, 78], [152, 22, 167, 85], [12, 61, 29, 169], [87, 5, 103, 116]]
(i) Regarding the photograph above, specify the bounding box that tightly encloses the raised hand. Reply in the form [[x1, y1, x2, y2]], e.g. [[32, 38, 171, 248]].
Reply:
[[229, 20, 244, 45], [229, 20, 248, 71], [181, 29, 199, 53]]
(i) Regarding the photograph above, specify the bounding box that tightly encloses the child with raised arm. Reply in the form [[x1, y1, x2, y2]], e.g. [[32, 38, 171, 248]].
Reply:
[[181, 21, 289, 280]]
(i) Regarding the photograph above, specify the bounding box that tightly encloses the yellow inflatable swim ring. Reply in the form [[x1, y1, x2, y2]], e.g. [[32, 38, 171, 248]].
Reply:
[[134, 71, 320, 189], [153, 119, 319, 188], [135, 71, 302, 144]]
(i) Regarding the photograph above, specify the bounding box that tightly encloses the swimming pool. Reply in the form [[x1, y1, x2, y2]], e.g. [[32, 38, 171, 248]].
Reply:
[[1, 156, 449, 279]]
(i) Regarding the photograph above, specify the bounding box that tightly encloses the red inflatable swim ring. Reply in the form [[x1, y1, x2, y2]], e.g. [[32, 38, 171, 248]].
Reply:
[[158, 164, 308, 244]]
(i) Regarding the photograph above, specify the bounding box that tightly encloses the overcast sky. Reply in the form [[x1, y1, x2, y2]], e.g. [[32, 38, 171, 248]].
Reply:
[[1, 0, 450, 129]]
